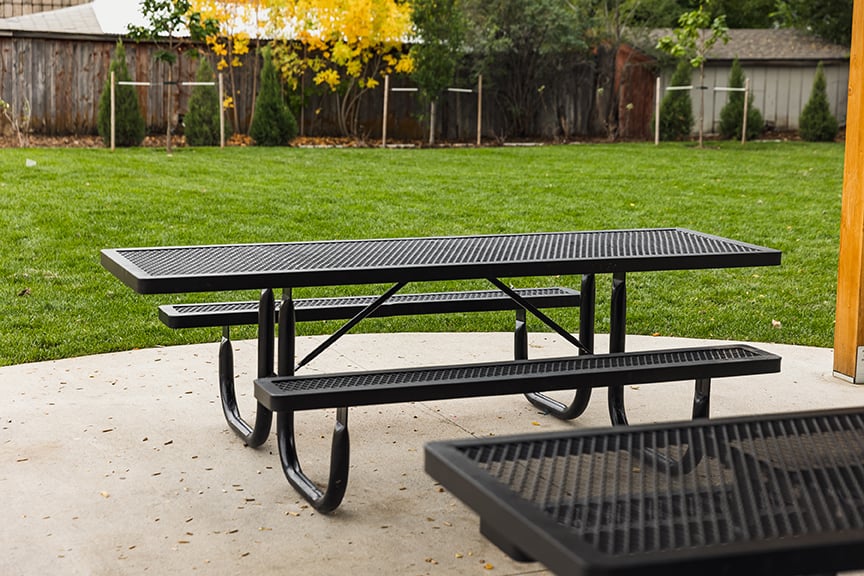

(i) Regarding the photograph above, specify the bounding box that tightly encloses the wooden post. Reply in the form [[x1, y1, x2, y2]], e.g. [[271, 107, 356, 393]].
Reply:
[[166, 68, 173, 155], [834, 0, 864, 382], [219, 73, 225, 149], [429, 100, 436, 146], [382, 75, 389, 148], [741, 77, 750, 145], [476, 75, 483, 146], [110, 70, 115, 151], [655, 76, 661, 146]]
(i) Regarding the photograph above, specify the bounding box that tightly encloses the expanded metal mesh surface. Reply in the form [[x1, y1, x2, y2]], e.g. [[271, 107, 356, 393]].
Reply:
[[169, 288, 573, 316], [272, 347, 763, 393], [115, 229, 765, 277], [457, 412, 864, 557]]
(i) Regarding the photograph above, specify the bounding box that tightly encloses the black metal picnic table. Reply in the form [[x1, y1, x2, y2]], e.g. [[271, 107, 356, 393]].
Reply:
[[425, 407, 864, 576], [101, 228, 782, 440]]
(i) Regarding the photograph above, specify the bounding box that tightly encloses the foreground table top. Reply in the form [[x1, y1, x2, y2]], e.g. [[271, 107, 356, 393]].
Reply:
[[100, 228, 781, 294], [425, 407, 864, 576]]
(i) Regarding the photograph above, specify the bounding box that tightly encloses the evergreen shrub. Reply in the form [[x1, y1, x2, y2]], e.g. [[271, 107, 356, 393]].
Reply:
[[799, 62, 839, 142], [657, 60, 694, 141], [185, 59, 225, 146], [719, 58, 764, 140], [249, 48, 297, 146], [97, 41, 146, 147]]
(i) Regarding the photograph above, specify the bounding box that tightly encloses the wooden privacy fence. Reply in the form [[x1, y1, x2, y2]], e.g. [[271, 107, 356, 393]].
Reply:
[[0, 35, 657, 141], [0, 36, 258, 136]]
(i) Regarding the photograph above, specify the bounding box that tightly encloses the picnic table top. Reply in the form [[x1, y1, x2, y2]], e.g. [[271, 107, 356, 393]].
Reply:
[[101, 228, 781, 294]]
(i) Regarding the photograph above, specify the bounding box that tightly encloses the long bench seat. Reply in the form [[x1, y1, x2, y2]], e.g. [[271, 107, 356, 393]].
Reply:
[[254, 344, 781, 513], [158, 287, 582, 328]]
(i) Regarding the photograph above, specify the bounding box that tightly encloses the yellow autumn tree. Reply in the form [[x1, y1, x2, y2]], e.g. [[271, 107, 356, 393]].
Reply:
[[191, 0, 267, 131], [267, 0, 414, 139]]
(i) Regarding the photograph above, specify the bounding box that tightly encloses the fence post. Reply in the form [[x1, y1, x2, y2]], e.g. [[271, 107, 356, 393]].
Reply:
[[655, 76, 661, 146], [429, 100, 436, 146], [741, 77, 750, 145], [219, 73, 225, 148], [382, 75, 390, 147], [476, 75, 483, 146], [110, 70, 116, 151]]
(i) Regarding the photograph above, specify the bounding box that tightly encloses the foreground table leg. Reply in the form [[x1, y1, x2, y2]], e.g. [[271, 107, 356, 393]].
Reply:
[[524, 274, 595, 419], [218, 288, 273, 447]]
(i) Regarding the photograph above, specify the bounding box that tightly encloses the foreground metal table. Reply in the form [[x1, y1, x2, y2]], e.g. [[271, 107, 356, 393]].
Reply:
[[425, 407, 864, 576]]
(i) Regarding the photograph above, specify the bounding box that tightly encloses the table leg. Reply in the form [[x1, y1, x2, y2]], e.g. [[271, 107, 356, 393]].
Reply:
[[608, 272, 628, 426], [278, 288, 295, 377], [219, 288, 273, 447], [580, 273, 596, 354]]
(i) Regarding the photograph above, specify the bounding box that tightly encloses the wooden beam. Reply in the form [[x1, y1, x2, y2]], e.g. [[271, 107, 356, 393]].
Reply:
[[834, 0, 864, 381]]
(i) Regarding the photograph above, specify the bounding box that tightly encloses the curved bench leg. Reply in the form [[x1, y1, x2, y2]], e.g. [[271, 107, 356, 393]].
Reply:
[[620, 378, 713, 475], [525, 390, 592, 420], [522, 274, 595, 420], [277, 407, 350, 514], [219, 326, 272, 447], [636, 431, 705, 476], [692, 377, 711, 419]]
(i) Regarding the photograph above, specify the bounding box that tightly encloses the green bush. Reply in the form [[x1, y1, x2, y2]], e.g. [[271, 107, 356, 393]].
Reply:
[[719, 58, 764, 140], [657, 60, 694, 141], [799, 62, 839, 142], [185, 59, 225, 146], [249, 48, 297, 146], [97, 41, 146, 147]]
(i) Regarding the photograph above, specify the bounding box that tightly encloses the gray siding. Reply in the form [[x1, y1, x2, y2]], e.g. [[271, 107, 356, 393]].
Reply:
[[660, 60, 849, 133]]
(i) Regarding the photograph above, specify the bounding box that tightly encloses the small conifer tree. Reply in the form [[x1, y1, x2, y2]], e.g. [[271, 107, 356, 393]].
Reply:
[[249, 48, 297, 146], [657, 60, 694, 141], [799, 62, 839, 142], [97, 41, 146, 147], [719, 58, 763, 140], [185, 59, 224, 146]]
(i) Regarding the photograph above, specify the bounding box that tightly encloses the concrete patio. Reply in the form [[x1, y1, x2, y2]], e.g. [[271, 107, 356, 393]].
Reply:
[[2, 332, 861, 575]]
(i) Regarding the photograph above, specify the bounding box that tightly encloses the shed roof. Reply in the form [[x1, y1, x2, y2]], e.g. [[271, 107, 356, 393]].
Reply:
[[0, 3, 101, 35], [0, 0, 145, 36], [648, 28, 849, 62]]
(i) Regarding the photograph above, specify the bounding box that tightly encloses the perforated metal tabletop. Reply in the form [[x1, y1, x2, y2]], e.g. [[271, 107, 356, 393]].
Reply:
[[101, 228, 780, 294], [425, 408, 864, 576]]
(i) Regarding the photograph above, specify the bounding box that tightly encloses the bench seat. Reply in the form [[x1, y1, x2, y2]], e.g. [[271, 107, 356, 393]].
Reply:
[[256, 344, 779, 411], [158, 287, 581, 328], [254, 344, 781, 513]]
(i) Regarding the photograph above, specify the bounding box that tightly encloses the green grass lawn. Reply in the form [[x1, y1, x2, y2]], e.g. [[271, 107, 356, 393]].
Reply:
[[0, 141, 844, 366]]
